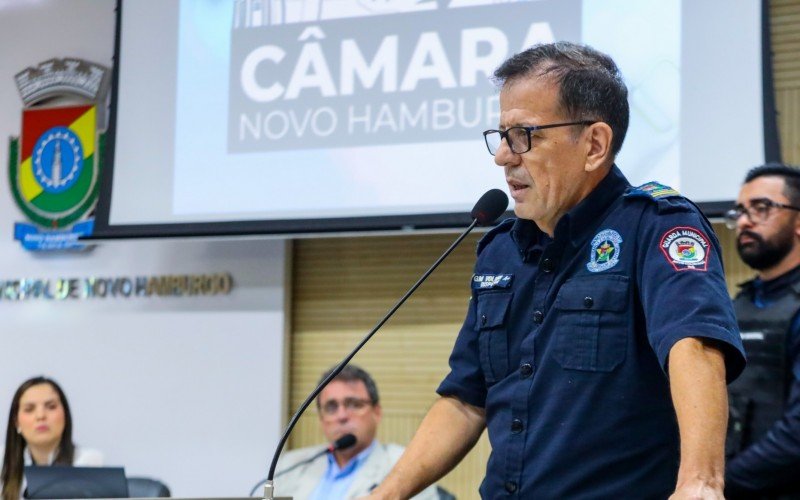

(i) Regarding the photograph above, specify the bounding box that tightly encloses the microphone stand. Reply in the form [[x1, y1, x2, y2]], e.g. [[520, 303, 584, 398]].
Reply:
[[262, 218, 481, 500]]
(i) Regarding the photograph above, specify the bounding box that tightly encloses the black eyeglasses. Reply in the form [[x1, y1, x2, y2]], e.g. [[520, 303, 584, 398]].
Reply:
[[482, 120, 596, 156], [320, 397, 373, 417], [724, 198, 800, 229]]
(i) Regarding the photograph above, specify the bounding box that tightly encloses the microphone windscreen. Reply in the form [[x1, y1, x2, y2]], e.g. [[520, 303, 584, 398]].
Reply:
[[471, 189, 509, 226], [333, 433, 357, 451]]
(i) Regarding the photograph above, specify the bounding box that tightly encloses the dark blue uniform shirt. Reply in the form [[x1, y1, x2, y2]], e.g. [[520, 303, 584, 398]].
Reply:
[[438, 166, 746, 499]]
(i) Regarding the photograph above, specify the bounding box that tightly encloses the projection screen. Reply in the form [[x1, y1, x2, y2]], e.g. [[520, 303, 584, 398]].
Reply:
[[93, 0, 779, 238]]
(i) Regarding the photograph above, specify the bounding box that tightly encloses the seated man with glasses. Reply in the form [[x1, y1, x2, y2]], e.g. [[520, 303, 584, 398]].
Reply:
[[724, 163, 800, 499], [273, 364, 438, 499]]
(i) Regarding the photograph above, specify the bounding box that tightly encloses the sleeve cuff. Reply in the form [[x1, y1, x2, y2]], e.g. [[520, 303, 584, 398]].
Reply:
[[436, 377, 486, 409], [654, 323, 746, 383]]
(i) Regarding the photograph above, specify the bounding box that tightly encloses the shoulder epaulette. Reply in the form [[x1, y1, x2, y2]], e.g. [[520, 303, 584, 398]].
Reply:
[[477, 218, 515, 256], [624, 181, 681, 201]]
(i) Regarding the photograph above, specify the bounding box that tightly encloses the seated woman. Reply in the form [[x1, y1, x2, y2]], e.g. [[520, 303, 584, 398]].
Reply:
[[1, 376, 102, 500]]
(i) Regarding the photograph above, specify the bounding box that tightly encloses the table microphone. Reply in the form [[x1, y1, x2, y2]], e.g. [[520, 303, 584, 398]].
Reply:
[[261, 189, 509, 500], [278, 433, 357, 478], [249, 434, 356, 496]]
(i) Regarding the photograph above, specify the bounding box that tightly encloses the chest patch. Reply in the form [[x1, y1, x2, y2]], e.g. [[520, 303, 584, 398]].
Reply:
[[586, 229, 622, 272], [659, 226, 710, 271], [472, 274, 513, 290]]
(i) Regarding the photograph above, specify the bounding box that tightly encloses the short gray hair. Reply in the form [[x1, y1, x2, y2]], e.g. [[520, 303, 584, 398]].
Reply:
[[494, 41, 630, 156], [316, 364, 379, 407]]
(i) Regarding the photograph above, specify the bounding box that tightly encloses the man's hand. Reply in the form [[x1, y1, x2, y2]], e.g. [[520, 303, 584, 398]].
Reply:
[[669, 478, 725, 499]]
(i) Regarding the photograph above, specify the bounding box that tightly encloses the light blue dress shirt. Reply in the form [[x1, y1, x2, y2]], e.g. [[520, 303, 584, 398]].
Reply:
[[309, 440, 377, 500]]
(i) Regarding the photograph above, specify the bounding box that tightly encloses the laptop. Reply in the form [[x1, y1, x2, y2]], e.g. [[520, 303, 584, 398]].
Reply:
[[24, 466, 129, 499]]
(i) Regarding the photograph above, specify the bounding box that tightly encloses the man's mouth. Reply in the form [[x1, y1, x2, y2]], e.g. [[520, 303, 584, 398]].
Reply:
[[738, 231, 761, 246], [507, 180, 530, 196]]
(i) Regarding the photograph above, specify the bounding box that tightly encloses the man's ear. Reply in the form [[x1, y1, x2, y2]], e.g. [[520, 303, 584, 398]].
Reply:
[[584, 122, 613, 173], [794, 212, 800, 239]]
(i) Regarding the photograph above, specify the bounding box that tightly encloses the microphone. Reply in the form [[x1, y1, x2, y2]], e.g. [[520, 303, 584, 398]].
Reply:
[[471, 188, 509, 226], [278, 433, 356, 477], [329, 433, 357, 452], [261, 190, 508, 500], [249, 434, 357, 496]]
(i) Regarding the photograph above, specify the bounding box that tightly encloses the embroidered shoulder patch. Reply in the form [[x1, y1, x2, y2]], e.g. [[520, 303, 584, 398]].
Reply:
[[627, 182, 680, 200], [659, 226, 710, 271], [472, 274, 513, 290]]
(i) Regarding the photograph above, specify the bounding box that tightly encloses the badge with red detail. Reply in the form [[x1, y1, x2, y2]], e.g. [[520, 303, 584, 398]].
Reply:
[[659, 227, 710, 271]]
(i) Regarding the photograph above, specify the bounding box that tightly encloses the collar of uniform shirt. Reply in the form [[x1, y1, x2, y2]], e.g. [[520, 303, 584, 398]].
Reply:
[[509, 164, 628, 253], [562, 164, 629, 246], [510, 218, 548, 259], [751, 262, 800, 307]]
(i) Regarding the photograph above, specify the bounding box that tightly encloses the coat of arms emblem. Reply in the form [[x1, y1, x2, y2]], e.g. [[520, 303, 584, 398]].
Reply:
[[7, 58, 109, 250]]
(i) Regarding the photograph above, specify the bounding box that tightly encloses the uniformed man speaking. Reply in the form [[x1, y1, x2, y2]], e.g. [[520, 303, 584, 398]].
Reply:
[[725, 164, 800, 499], [367, 42, 746, 499]]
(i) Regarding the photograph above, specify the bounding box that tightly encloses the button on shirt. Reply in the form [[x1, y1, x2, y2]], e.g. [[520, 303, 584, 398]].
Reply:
[[438, 165, 746, 498], [310, 441, 376, 500]]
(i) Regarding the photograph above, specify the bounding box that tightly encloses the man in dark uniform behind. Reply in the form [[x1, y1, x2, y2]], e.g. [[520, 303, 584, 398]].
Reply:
[[725, 164, 800, 499], [367, 42, 745, 499]]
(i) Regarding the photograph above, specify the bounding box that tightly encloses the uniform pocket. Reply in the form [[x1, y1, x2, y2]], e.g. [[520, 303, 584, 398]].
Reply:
[[553, 275, 629, 372], [475, 291, 513, 384]]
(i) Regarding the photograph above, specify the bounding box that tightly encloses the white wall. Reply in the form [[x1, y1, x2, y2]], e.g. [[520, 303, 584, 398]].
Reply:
[[0, 1, 288, 497]]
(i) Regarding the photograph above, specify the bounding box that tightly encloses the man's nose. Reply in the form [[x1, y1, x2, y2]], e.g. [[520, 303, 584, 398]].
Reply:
[[332, 404, 350, 420], [736, 210, 754, 231], [493, 139, 519, 168]]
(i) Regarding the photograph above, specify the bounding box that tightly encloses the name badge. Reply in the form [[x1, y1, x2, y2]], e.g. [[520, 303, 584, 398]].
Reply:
[[740, 331, 764, 341], [472, 274, 513, 290]]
